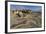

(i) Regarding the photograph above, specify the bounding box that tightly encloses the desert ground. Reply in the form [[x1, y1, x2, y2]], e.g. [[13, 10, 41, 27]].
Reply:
[[10, 10, 42, 29]]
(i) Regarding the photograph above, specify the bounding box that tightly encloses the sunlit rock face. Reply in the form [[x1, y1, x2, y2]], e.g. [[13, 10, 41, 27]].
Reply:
[[11, 10, 32, 18]]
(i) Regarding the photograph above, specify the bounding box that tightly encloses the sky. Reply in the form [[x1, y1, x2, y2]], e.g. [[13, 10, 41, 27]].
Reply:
[[10, 4, 42, 12]]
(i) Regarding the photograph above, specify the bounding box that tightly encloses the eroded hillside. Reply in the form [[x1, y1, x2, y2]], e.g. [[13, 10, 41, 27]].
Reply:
[[10, 10, 42, 29]]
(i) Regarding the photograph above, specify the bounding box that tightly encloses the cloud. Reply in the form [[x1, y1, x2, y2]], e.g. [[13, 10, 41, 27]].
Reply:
[[10, 5, 42, 12]]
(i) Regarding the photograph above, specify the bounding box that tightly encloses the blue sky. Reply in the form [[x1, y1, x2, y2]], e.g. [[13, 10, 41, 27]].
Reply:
[[10, 4, 42, 12]]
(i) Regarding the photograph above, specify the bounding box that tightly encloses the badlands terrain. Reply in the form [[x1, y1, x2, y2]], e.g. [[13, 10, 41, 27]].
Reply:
[[10, 10, 42, 29]]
